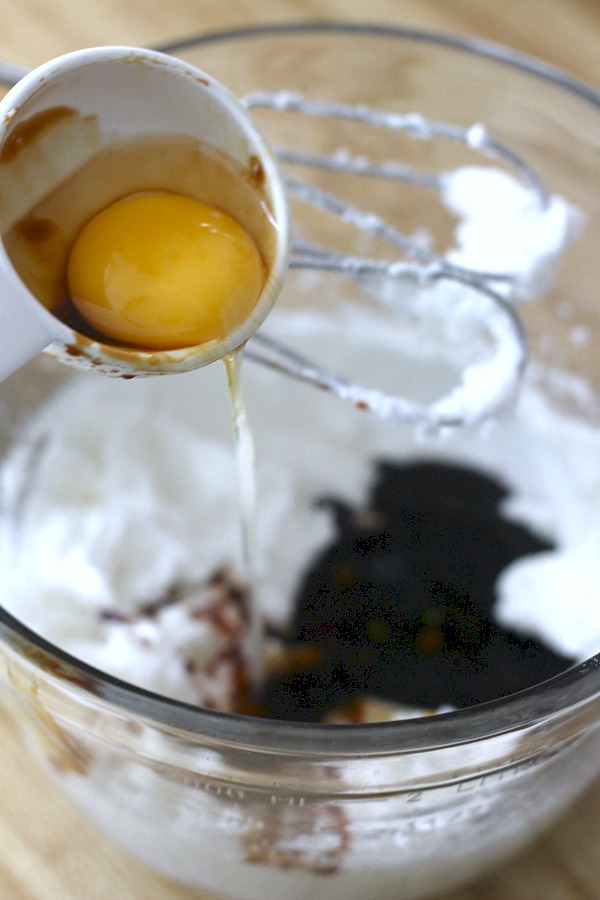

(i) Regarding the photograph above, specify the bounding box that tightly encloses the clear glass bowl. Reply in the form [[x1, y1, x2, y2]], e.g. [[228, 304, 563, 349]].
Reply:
[[1, 23, 600, 900]]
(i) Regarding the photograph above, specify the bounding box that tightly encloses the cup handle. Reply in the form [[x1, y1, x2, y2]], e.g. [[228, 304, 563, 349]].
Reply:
[[0, 244, 61, 382]]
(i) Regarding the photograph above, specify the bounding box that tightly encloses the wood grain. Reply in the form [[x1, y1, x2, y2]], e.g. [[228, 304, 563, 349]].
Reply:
[[0, 2, 599, 898]]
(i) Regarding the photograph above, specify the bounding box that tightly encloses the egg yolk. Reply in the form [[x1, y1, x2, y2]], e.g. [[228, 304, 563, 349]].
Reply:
[[66, 192, 265, 350]]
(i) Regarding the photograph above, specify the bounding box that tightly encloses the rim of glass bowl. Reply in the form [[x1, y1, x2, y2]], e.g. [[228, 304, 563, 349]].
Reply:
[[1, 21, 600, 755]]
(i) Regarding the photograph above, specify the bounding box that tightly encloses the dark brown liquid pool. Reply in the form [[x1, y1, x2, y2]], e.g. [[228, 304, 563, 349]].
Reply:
[[260, 461, 573, 722]]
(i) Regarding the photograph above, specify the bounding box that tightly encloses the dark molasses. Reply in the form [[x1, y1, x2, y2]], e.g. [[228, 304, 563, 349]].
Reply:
[[261, 461, 574, 721]]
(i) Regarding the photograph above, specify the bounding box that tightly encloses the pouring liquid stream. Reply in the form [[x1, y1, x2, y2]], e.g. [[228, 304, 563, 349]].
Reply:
[[223, 349, 264, 693]]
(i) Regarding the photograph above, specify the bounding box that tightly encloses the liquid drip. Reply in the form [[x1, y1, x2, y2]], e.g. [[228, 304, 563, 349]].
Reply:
[[224, 350, 263, 690]]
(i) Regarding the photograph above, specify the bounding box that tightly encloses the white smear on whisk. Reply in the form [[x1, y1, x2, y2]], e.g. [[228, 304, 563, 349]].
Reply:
[[441, 166, 584, 299], [465, 123, 489, 149], [429, 305, 523, 426]]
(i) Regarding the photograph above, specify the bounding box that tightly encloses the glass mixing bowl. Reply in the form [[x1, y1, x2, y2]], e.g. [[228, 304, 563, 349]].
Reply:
[[1, 23, 600, 900]]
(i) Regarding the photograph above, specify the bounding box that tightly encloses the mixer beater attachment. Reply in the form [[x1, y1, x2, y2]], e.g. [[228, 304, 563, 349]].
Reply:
[[243, 92, 578, 430]]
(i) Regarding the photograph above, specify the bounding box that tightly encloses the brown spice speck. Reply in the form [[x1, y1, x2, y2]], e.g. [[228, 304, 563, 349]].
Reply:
[[247, 154, 265, 187], [13, 217, 58, 243]]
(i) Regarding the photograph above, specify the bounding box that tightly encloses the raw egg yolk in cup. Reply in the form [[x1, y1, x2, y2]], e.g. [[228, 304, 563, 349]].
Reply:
[[67, 191, 265, 350]]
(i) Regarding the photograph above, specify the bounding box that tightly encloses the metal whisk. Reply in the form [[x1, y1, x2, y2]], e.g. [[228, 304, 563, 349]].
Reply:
[[241, 91, 574, 430]]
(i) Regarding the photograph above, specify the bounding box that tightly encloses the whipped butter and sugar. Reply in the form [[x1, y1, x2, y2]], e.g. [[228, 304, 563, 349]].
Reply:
[[0, 161, 593, 712], [441, 165, 582, 298]]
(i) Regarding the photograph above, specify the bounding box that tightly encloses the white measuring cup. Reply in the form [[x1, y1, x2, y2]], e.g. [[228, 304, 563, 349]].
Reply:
[[0, 46, 290, 382]]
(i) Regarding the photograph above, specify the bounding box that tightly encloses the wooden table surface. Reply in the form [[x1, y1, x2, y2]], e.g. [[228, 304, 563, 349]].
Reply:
[[0, 1, 600, 898]]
